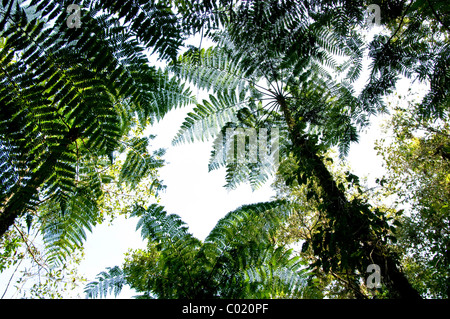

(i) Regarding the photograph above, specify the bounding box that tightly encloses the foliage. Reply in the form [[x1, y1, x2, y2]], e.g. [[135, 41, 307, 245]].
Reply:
[[164, 0, 450, 298], [167, 19, 387, 300], [272, 151, 403, 298], [0, 215, 86, 298], [85, 201, 312, 299], [364, 0, 449, 120], [376, 97, 450, 298], [0, 0, 197, 297], [2, 0, 449, 299]]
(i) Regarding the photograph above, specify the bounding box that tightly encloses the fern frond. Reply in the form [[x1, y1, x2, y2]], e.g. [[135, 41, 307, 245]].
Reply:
[[204, 200, 294, 252], [243, 246, 309, 298], [40, 187, 100, 266], [0, 0, 193, 240], [131, 203, 202, 297], [132, 204, 191, 243], [84, 265, 125, 299], [172, 91, 245, 145], [201, 199, 309, 298], [216, 124, 287, 190], [170, 46, 250, 96], [92, 0, 184, 61]]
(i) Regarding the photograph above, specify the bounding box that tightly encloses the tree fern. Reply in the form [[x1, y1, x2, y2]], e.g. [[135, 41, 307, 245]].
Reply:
[[40, 187, 100, 265], [170, 37, 362, 190], [165, 0, 430, 298], [87, 200, 311, 298], [0, 0, 197, 267]]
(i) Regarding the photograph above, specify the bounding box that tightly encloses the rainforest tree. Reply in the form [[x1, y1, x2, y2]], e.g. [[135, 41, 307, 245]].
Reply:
[[165, 0, 448, 298]]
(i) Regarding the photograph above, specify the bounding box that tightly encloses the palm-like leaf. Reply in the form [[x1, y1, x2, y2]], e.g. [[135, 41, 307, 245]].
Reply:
[[84, 265, 125, 299], [172, 91, 246, 145], [170, 46, 250, 95], [40, 187, 100, 265], [242, 246, 308, 298]]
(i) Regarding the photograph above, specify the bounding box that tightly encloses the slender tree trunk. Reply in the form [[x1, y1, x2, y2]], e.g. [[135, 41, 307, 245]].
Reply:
[[279, 98, 421, 299], [0, 153, 57, 237], [0, 128, 76, 238]]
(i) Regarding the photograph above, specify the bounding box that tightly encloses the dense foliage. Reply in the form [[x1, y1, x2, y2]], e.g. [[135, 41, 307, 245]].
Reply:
[[1, 0, 449, 298], [376, 95, 450, 298]]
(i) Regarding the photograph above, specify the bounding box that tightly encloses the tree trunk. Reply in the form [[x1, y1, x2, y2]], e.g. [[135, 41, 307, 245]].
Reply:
[[279, 98, 421, 299]]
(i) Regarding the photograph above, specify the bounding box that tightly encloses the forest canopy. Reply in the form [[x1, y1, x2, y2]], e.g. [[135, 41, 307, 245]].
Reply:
[[0, 0, 449, 299]]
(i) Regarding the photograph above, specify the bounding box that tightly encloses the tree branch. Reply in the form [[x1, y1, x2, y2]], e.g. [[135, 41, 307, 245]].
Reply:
[[13, 224, 49, 273]]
